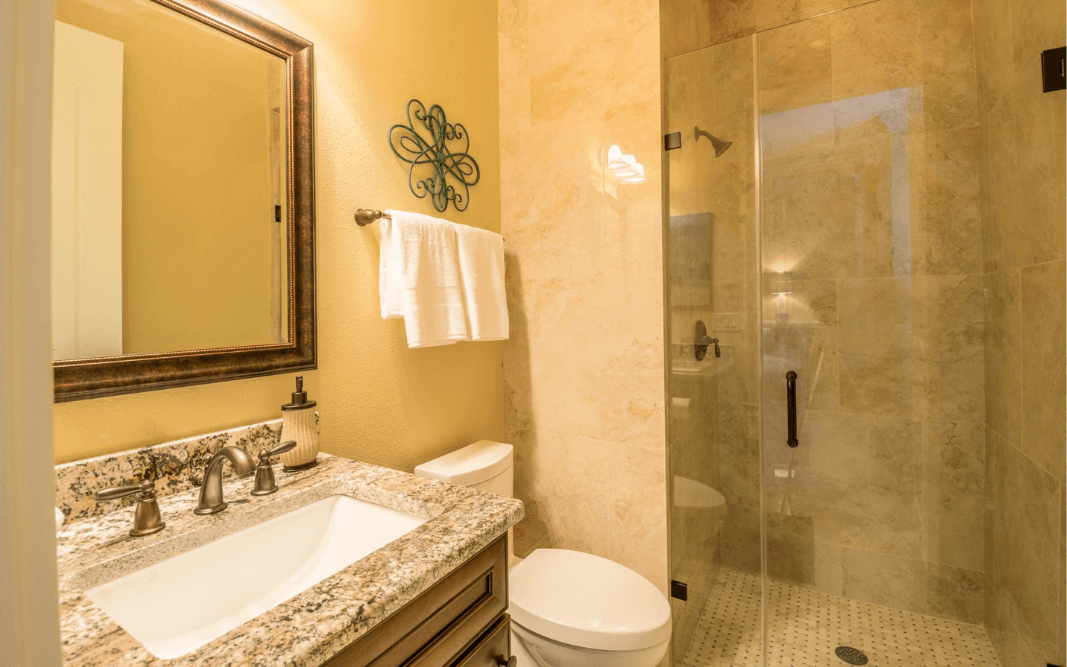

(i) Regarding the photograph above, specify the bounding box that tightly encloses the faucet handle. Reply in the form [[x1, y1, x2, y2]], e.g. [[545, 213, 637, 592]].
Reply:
[[96, 479, 156, 502], [259, 440, 296, 462], [251, 440, 296, 497], [95, 480, 166, 537]]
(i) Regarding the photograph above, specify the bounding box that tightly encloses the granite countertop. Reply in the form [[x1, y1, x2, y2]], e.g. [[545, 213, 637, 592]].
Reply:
[[57, 454, 524, 667]]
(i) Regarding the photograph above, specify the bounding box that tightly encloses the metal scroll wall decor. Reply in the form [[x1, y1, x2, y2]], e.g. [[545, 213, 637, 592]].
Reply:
[[388, 99, 480, 213]]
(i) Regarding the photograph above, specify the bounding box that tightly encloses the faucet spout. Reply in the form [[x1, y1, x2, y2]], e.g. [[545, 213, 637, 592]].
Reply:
[[194, 445, 256, 515]]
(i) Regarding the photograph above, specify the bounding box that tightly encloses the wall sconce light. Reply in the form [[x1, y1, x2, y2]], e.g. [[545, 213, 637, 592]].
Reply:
[[606, 145, 632, 170], [619, 164, 645, 183], [605, 144, 645, 185], [615, 159, 639, 178], [768, 275, 792, 321]]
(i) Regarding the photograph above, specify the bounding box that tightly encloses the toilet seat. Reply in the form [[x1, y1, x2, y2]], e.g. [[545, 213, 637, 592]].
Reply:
[[511, 622, 670, 667], [509, 549, 672, 652]]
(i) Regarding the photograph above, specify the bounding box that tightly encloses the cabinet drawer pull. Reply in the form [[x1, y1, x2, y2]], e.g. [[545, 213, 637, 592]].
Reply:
[[496, 657, 516, 667]]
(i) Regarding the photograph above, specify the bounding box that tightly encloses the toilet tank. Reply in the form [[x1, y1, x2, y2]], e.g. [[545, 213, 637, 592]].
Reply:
[[414, 441, 513, 498]]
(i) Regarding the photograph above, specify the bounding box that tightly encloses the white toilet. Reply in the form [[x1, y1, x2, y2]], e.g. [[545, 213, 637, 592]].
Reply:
[[415, 441, 671, 667]]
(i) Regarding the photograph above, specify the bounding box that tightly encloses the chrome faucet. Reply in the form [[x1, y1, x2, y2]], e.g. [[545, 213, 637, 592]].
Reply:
[[194, 445, 256, 515]]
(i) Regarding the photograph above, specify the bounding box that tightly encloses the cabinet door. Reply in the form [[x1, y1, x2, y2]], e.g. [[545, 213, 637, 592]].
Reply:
[[449, 616, 512, 667], [324, 536, 508, 667]]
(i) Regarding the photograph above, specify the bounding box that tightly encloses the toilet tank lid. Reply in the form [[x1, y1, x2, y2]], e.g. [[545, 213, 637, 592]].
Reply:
[[414, 441, 513, 487]]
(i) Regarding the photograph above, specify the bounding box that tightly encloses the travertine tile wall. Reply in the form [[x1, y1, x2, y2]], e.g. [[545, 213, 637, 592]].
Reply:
[[973, 0, 1066, 658], [498, 0, 669, 591]]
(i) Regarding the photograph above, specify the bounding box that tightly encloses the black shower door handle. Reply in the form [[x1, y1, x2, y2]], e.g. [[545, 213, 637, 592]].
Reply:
[[786, 371, 798, 448]]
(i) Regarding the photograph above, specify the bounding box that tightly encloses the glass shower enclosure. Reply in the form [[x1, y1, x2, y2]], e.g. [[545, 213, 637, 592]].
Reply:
[[664, 1, 1066, 665]]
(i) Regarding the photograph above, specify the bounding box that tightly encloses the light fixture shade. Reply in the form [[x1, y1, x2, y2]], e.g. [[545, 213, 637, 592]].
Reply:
[[606, 145, 629, 169], [620, 163, 645, 183], [614, 156, 638, 177]]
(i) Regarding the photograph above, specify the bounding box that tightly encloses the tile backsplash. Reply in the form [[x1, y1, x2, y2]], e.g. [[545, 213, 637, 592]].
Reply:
[[55, 419, 287, 524]]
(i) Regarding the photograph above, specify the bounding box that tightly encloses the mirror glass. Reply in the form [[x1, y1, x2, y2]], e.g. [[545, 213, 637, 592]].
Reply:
[[52, 0, 290, 361]]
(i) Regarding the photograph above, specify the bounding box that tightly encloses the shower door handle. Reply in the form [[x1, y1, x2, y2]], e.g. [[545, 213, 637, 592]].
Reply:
[[786, 371, 798, 448]]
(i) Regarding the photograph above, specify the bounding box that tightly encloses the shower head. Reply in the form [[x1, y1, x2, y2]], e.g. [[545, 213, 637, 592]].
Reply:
[[711, 135, 732, 157], [694, 125, 732, 157]]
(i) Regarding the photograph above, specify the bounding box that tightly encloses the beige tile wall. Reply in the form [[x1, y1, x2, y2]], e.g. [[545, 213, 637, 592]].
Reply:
[[498, 0, 669, 591], [974, 0, 1066, 657]]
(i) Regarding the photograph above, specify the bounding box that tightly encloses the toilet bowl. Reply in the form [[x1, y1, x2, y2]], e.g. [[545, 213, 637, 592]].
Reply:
[[415, 441, 672, 667]]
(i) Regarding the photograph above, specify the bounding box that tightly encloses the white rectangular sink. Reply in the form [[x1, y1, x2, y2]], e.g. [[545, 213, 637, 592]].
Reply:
[[85, 494, 427, 659]]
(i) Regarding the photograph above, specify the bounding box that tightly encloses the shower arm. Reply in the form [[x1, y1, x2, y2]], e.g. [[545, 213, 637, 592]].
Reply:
[[693, 125, 733, 157], [694, 126, 715, 143]]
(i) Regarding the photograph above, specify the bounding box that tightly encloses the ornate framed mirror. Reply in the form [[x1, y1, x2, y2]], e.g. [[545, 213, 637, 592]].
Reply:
[[52, 0, 315, 402]]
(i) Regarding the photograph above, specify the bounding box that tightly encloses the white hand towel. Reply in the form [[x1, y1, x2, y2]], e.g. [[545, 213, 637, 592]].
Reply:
[[386, 210, 471, 348], [378, 216, 403, 319], [455, 224, 509, 341]]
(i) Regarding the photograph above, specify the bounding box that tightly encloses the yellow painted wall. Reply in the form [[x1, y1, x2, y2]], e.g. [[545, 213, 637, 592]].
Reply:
[[52, 0, 504, 470], [56, 0, 280, 354]]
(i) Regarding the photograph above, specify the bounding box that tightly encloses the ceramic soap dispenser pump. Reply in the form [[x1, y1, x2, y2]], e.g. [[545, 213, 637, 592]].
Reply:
[[279, 375, 318, 471]]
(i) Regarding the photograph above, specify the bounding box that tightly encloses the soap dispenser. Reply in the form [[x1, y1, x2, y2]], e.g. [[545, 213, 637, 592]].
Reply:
[[279, 376, 318, 471]]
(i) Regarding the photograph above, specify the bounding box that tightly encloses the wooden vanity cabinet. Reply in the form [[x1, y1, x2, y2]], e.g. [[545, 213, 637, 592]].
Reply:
[[324, 535, 514, 667], [448, 616, 511, 667]]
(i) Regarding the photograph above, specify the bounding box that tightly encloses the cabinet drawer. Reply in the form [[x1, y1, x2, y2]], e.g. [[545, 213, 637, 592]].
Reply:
[[324, 535, 508, 667], [450, 616, 511, 667]]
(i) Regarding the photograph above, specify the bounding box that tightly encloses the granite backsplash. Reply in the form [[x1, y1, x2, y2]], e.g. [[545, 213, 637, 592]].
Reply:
[[54, 418, 317, 523]]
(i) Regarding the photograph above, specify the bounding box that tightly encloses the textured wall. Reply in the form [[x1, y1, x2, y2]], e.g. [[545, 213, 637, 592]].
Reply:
[[53, 0, 505, 473], [498, 0, 669, 590], [974, 0, 1066, 657]]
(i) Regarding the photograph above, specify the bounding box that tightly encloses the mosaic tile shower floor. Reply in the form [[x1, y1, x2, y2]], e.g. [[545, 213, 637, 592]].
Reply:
[[680, 568, 1003, 667]]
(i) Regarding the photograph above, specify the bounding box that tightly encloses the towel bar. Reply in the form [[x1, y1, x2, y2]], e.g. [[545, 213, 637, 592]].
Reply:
[[354, 208, 505, 240], [354, 209, 390, 226]]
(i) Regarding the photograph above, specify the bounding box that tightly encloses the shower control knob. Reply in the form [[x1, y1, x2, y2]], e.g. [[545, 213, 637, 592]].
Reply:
[[496, 657, 516, 667]]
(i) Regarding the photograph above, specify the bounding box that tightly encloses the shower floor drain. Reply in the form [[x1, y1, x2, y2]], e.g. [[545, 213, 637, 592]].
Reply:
[[835, 646, 869, 665]]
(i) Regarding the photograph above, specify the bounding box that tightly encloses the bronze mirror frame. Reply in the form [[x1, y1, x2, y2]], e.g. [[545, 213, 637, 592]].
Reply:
[[54, 0, 316, 403]]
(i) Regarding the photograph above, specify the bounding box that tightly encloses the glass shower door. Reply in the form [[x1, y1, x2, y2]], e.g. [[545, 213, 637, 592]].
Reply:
[[664, 35, 761, 667], [757, 3, 994, 664], [667, 0, 1061, 664]]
